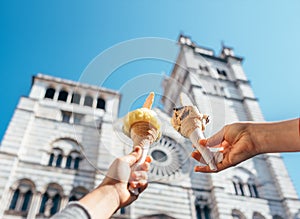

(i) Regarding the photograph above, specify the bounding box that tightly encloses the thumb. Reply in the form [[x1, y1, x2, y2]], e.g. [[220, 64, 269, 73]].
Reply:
[[206, 127, 225, 148], [121, 146, 142, 166]]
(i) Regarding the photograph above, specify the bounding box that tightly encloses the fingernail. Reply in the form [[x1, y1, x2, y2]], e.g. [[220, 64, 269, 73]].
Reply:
[[199, 139, 207, 146]]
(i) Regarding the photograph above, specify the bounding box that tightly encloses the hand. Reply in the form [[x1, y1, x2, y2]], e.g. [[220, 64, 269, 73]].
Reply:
[[79, 146, 152, 218], [191, 123, 258, 173], [100, 146, 152, 208]]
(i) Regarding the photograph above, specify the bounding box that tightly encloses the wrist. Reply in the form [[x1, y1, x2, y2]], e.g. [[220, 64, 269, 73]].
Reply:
[[79, 184, 120, 219], [248, 122, 265, 155]]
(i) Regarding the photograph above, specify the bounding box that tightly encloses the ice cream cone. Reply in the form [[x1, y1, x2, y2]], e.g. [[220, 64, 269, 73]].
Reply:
[[130, 122, 159, 147], [123, 92, 161, 195], [171, 106, 223, 171]]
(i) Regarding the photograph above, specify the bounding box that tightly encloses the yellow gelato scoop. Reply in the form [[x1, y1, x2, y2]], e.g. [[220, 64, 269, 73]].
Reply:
[[123, 92, 161, 142]]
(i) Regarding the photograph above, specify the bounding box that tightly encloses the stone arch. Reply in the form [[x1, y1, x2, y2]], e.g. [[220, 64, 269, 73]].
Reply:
[[68, 186, 89, 201], [7, 178, 36, 215], [96, 97, 106, 110], [57, 88, 69, 102], [39, 183, 64, 217], [44, 87, 56, 99], [232, 209, 246, 219], [253, 211, 266, 219]]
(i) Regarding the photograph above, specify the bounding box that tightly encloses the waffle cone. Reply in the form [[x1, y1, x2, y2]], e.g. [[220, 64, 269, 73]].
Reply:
[[130, 122, 159, 147], [180, 118, 203, 137]]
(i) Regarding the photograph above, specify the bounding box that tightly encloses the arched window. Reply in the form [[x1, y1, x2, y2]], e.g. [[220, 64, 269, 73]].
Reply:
[[71, 93, 81, 104], [21, 190, 32, 211], [120, 207, 126, 215], [74, 157, 81, 170], [39, 184, 63, 217], [66, 155, 72, 169], [48, 148, 63, 168], [58, 89, 68, 102], [45, 87, 55, 99], [68, 187, 88, 202], [48, 139, 84, 170], [195, 196, 210, 219], [9, 189, 19, 210], [51, 194, 61, 215], [233, 177, 245, 196], [248, 183, 259, 198], [84, 95, 93, 107], [246, 178, 259, 198], [56, 154, 63, 167], [253, 212, 266, 219], [195, 204, 211, 219], [7, 179, 35, 216], [239, 182, 245, 196], [96, 97, 106, 110], [48, 153, 54, 166], [65, 151, 81, 170], [232, 209, 246, 219]]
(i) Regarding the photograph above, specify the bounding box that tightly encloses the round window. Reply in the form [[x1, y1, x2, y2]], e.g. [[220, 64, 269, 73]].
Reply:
[[151, 150, 168, 162], [148, 135, 188, 180]]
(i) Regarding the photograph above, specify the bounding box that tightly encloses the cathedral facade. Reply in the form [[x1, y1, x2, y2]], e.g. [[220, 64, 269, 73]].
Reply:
[[0, 35, 299, 219]]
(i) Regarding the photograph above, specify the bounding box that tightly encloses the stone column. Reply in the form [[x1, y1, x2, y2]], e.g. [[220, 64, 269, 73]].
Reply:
[[60, 196, 69, 210], [27, 192, 42, 219]]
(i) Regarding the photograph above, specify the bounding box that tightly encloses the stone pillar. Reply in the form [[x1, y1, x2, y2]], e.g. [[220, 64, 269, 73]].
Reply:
[[60, 196, 69, 210], [61, 156, 67, 169], [27, 192, 42, 219], [66, 92, 72, 104]]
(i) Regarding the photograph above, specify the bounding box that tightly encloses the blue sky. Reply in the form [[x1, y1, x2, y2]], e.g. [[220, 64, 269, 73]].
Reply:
[[0, 1, 299, 195]]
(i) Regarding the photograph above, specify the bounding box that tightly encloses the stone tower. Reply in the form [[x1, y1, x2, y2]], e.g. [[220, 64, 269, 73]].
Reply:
[[156, 34, 300, 219]]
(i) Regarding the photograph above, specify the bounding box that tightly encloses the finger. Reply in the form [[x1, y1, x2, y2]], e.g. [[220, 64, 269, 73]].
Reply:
[[191, 151, 202, 162], [121, 146, 142, 166], [138, 182, 148, 194], [145, 155, 152, 163], [131, 171, 148, 181], [206, 128, 225, 148], [194, 165, 213, 173], [129, 179, 147, 188], [199, 139, 207, 146], [194, 161, 227, 173], [137, 162, 150, 172]]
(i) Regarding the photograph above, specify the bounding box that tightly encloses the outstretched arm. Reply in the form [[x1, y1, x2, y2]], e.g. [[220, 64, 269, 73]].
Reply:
[[192, 118, 300, 173]]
